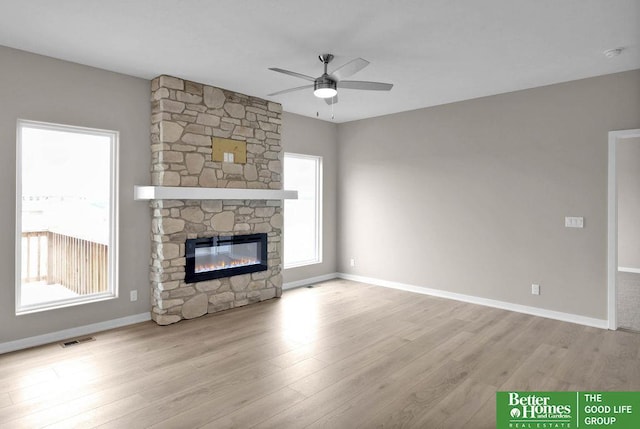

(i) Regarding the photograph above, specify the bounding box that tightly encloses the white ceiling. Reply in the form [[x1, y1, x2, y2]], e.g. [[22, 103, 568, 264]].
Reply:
[[0, 1, 638, 123]]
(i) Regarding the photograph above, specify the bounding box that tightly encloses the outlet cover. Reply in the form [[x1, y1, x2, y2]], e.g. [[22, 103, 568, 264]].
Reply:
[[531, 284, 540, 295], [130, 290, 138, 302]]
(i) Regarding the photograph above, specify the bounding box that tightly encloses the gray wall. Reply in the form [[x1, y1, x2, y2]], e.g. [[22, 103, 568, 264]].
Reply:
[[0, 46, 151, 343], [338, 70, 640, 320], [281, 112, 338, 283], [617, 137, 640, 269]]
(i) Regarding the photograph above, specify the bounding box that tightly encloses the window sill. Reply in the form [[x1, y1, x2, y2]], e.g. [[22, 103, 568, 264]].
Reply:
[[16, 292, 118, 316]]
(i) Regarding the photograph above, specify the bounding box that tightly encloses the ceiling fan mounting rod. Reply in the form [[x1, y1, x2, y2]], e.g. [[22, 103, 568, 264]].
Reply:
[[319, 54, 334, 75]]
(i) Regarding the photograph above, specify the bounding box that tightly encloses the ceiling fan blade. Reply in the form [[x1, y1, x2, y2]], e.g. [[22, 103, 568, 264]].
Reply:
[[324, 95, 338, 105], [268, 68, 316, 82], [330, 58, 369, 80], [338, 80, 393, 91], [267, 84, 314, 97]]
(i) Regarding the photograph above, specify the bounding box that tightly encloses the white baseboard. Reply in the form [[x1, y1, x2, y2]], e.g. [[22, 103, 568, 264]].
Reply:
[[0, 312, 151, 355], [283, 272, 339, 290], [338, 273, 608, 329], [618, 266, 640, 274]]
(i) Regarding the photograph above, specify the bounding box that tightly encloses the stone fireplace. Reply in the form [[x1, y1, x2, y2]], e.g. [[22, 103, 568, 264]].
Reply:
[[148, 75, 284, 325]]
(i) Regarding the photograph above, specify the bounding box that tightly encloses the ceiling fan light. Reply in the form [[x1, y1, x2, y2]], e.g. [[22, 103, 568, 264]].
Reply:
[[314, 87, 337, 98], [314, 78, 337, 98]]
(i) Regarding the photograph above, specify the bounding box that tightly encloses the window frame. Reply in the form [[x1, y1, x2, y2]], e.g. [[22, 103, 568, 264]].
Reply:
[[283, 152, 323, 269], [15, 119, 119, 315]]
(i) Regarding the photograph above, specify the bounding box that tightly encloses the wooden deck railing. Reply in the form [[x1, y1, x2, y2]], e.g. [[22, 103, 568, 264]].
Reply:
[[21, 231, 108, 295], [22, 231, 47, 283]]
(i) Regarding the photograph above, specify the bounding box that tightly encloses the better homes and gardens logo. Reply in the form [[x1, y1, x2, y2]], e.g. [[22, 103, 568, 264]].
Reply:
[[499, 392, 574, 428]]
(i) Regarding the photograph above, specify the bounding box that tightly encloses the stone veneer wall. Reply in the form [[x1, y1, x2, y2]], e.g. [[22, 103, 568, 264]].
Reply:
[[149, 75, 283, 325]]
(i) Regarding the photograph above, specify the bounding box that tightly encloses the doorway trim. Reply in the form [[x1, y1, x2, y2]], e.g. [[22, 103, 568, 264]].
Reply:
[[607, 128, 640, 330]]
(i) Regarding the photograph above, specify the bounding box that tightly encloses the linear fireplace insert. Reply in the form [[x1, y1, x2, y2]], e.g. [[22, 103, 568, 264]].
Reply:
[[185, 233, 268, 283]]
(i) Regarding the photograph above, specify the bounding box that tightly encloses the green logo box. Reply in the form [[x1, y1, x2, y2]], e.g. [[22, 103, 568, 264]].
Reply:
[[497, 391, 640, 428]]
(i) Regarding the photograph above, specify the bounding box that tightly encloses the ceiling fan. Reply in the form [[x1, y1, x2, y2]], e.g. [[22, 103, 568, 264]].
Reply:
[[268, 54, 393, 105]]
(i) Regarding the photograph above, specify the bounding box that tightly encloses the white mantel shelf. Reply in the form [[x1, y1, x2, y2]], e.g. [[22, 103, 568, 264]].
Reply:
[[134, 186, 298, 201]]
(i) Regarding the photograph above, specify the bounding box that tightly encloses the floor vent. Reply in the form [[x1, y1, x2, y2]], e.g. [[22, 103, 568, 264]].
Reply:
[[60, 336, 96, 348]]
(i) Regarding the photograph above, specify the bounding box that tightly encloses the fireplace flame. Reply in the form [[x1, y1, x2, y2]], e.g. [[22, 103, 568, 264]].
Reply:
[[195, 258, 259, 273]]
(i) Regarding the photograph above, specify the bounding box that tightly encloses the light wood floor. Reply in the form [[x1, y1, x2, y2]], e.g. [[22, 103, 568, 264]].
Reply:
[[1, 279, 639, 428]]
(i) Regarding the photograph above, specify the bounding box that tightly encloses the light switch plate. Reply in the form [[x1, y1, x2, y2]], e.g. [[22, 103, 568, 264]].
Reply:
[[565, 217, 584, 228]]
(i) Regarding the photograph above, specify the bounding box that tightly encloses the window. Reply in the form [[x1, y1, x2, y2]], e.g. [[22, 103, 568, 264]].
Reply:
[[16, 120, 118, 314], [284, 153, 322, 268]]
